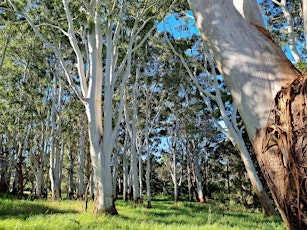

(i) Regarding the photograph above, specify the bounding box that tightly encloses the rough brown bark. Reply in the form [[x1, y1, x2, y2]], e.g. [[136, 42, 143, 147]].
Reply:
[[187, 0, 306, 228], [254, 75, 307, 229]]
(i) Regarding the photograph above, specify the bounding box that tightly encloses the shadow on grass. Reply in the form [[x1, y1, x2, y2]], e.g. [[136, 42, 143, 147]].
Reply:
[[0, 193, 78, 220], [116, 199, 285, 229]]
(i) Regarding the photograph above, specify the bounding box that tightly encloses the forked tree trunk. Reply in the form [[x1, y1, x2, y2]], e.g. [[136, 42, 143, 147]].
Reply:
[[124, 89, 141, 203], [188, 0, 306, 228]]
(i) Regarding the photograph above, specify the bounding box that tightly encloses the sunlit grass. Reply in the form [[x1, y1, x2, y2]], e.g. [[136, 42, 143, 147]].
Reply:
[[0, 194, 286, 230]]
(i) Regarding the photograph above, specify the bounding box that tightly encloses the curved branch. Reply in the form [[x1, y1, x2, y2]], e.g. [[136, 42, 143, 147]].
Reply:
[[0, 6, 85, 102], [62, 0, 88, 97]]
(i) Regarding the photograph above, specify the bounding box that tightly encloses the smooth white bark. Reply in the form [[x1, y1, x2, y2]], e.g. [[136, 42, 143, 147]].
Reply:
[[272, 0, 301, 62], [188, 0, 298, 139], [49, 75, 61, 200], [193, 152, 204, 202], [122, 135, 129, 201], [3, 0, 170, 213], [124, 91, 140, 202]]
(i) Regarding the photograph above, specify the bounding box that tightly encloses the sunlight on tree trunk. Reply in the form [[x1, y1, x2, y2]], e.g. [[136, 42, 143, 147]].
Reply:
[[188, 0, 306, 228]]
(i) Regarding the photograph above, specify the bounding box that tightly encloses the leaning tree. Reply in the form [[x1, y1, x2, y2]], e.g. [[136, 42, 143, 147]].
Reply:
[[188, 0, 307, 229]]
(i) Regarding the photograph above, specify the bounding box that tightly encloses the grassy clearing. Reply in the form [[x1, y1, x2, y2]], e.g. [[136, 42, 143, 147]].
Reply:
[[0, 194, 285, 230]]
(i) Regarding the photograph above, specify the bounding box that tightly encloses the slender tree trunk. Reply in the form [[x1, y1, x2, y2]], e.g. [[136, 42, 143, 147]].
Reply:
[[34, 124, 47, 199], [16, 142, 23, 199], [90, 170, 94, 201], [49, 75, 60, 201], [144, 76, 152, 208], [122, 147, 129, 201], [124, 92, 140, 203], [145, 132, 151, 208], [35, 168, 43, 199], [188, 0, 306, 228], [138, 139, 143, 203], [186, 141, 193, 203], [0, 151, 9, 193], [112, 149, 119, 201], [193, 153, 204, 203], [172, 147, 178, 204], [68, 146, 75, 199], [77, 119, 86, 199]]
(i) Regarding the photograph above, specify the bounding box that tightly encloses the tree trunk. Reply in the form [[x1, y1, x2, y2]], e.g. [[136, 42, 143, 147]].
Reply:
[[0, 151, 9, 193], [49, 75, 60, 201], [193, 153, 204, 203], [138, 140, 143, 203], [112, 149, 119, 201], [77, 119, 86, 199], [145, 132, 151, 208], [35, 168, 43, 199], [172, 146, 178, 204], [188, 0, 306, 228], [68, 146, 75, 199], [16, 142, 23, 199], [144, 76, 152, 208], [186, 141, 193, 203], [124, 91, 140, 203], [122, 146, 129, 201]]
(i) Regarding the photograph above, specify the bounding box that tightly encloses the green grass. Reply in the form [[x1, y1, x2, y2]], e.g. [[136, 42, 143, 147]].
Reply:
[[0, 194, 286, 230]]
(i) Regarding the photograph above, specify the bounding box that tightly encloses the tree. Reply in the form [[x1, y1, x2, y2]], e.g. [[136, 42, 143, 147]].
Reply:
[[188, 0, 306, 228], [1, 0, 172, 214]]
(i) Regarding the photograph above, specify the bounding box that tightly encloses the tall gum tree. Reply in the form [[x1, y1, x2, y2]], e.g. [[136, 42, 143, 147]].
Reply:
[[1, 0, 173, 214], [188, 0, 306, 229]]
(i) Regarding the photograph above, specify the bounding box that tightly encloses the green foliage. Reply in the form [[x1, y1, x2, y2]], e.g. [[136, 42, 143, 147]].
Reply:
[[0, 194, 285, 230], [295, 61, 306, 72]]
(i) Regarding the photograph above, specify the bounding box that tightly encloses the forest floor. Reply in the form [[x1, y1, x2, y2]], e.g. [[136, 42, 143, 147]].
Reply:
[[0, 193, 285, 230]]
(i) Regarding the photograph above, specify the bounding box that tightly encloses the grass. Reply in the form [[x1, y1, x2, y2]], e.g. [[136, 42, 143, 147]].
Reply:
[[0, 194, 286, 230]]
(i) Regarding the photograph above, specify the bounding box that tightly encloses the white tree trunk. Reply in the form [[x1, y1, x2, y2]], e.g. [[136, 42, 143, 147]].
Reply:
[[138, 140, 143, 202], [188, 0, 304, 228], [193, 153, 204, 203], [271, 0, 300, 62], [122, 142, 129, 201], [4, 0, 165, 215], [189, 0, 297, 139], [172, 150, 178, 204], [35, 168, 43, 198], [124, 95, 140, 203], [168, 115, 180, 204], [112, 147, 119, 200], [49, 75, 61, 201]]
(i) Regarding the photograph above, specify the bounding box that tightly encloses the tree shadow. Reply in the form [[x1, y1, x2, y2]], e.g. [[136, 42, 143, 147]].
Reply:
[[0, 193, 78, 220]]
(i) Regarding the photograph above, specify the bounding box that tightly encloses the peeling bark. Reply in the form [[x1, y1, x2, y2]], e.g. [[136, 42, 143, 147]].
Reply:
[[188, 0, 305, 228], [255, 75, 307, 229]]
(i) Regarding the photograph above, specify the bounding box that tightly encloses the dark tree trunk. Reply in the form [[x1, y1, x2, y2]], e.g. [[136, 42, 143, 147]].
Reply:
[[17, 145, 23, 199]]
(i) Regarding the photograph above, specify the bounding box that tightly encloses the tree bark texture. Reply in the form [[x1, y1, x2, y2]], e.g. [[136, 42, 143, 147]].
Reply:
[[188, 0, 306, 228]]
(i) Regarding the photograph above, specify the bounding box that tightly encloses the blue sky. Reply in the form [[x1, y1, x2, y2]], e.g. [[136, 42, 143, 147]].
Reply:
[[157, 9, 299, 63]]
